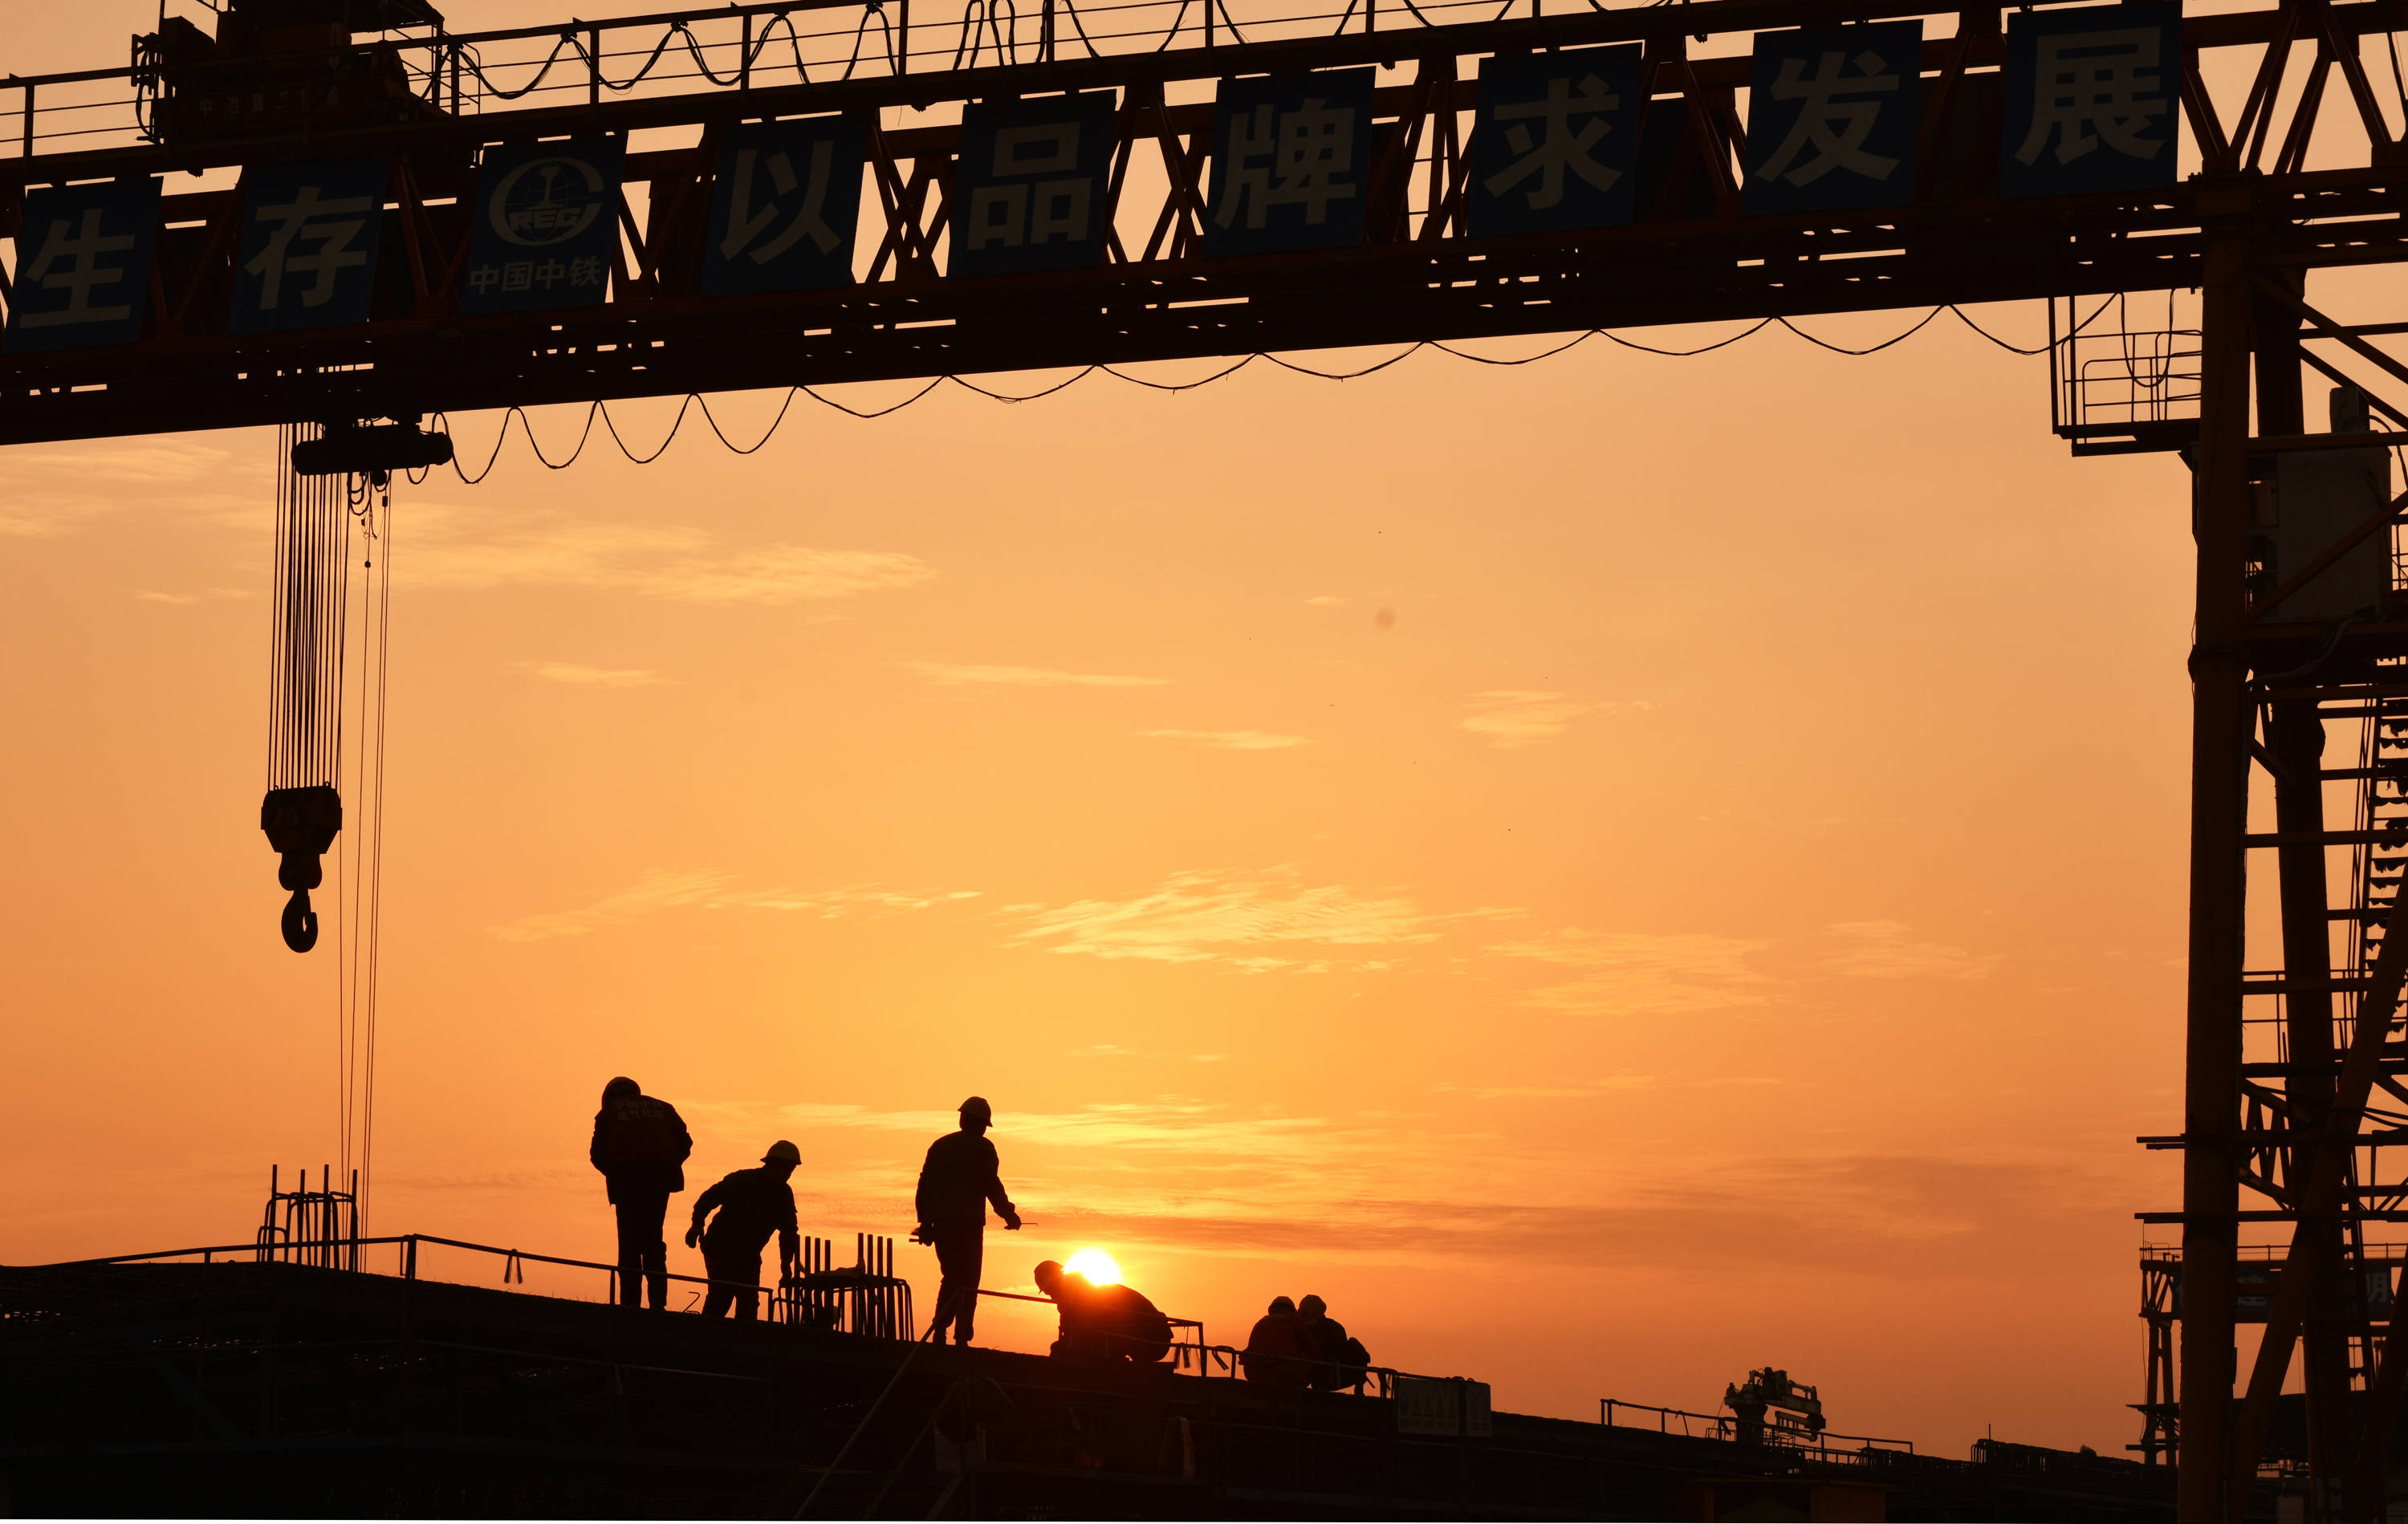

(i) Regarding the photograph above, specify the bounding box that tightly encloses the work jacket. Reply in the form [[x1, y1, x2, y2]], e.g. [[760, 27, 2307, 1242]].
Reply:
[[1302, 1313, 1369, 1389], [914, 1130, 1015, 1229], [1058, 1280, 1173, 1357], [589, 1092, 693, 1203], [691, 1166, 801, 1264], [1242, 1311, 1312, 1386]]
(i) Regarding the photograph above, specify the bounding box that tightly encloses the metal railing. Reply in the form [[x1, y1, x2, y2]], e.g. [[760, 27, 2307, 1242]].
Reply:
[[41, 1230, 913, 1338], [1601, 1398, 1915, 1460]]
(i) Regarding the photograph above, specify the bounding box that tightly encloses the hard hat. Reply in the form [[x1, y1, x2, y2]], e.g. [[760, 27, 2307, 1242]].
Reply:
[[763, 1140, 801, 1167], [602, 1076, 640, 1103], [1034, 1259, 1065, 1294], [959, 1095, 993, 1122], [1299, 1294, 1327, 1317]]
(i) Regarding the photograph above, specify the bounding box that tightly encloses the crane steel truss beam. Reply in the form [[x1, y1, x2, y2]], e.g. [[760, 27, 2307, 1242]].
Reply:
[[0, 0, 2404, 442]]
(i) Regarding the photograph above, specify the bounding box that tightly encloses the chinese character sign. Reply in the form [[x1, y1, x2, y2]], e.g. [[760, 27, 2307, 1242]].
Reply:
[[461, 137, 624, 315], [2001, 3, 2179, 197], [703, 115, 868, 296], [1468, 46, 1645, 238], [1742, 22, 1924, 216], [951, 93, 1119, 279], [230, 157, 388, 335], [6, 178, 161, 353], [1203, 69, 1377, 258]]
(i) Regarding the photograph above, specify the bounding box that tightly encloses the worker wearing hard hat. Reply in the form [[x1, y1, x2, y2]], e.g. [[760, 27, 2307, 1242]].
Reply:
[[1035, 1259, 1174, 1363], [913, 1096, 1022, 1346], [686, 1140, 804, 1320], [588, 1076, 694, 1311]]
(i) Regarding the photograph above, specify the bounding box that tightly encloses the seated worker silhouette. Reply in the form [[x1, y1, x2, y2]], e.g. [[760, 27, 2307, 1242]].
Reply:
[[588, 1076, 692, 1311], [1298, 1294, 1372, 1392], [1034, 1259, 1173, 1363], [1242, 1295, 1312, 1386], [685, 1140, 803, 1320]]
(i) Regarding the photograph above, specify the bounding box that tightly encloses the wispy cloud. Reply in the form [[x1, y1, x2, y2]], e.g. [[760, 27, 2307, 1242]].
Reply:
[[135, 586, 254, 605], [493, 869, 978, 941], [1819, 920, 1999, 980], [401, 503, 934, 604], [1305, 595, 1348, 608], [1461, 690, 1610, 748], [1009, 868, 1503, 969], [1490, 929, 1772, 1016], [1139, 729, 1311, 750], [4, 442, 253, 538], [519, 661, 673, 687], [1442, 1075, 1658, 1099], [908, 662, 1169, 689]]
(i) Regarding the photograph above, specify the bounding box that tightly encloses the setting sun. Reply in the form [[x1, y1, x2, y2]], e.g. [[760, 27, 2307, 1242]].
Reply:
[[1063, 1248, 1121, 1286]]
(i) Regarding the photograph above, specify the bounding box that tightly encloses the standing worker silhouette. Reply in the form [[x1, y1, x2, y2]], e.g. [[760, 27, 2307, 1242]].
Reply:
[[588, 1076, 693, 1311], [913, 1096, 1021, 1345], [687, 1141, 803, 1320]]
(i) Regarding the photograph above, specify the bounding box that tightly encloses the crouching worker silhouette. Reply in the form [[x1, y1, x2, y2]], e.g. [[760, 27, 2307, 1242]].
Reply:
[[686, 1140, 803, 1320], [1035, 1260, 1173, 1363], [589, 1076, 693, 1311], [1299, 1294, 1372, 1392]]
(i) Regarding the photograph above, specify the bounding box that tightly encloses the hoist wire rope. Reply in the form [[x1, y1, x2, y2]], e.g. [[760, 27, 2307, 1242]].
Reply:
[[432, 299, 2086, 481]]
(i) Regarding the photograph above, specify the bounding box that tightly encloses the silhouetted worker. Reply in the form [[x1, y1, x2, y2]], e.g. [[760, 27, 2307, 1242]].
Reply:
[[1299, 1294, 1371, 1392], [913, 1095, 1021, 1345], [1242, 1295, 1312, 1386], [1035, 1259, 1173, 1363], [686, 1140, 803, 1321], [588, 1076, 693, 1311]]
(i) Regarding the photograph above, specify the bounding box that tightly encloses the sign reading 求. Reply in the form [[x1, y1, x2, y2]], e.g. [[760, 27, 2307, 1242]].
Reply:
[[951, 92, 1119, 279], [1204, 69, 1377, 258], [5, 178, 161, 352], [230, 157, 388, 335], [703, 116, 868, 297], [2000, 3, 2181, 198], [461, 137, 623, 315], [1742, 22, 1925, 216], [1468, 46, 1646, 238]]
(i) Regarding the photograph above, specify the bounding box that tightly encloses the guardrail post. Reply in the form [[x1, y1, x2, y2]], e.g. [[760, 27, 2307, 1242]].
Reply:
[[589, 26, 602, 106], [899, 0, 911, 75], [739, 14, 753, 91], [22, 82, 33, 158]]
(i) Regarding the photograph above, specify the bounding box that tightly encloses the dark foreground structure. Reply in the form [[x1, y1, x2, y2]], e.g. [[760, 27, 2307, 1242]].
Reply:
[[0, 1259, 2178, 1520]]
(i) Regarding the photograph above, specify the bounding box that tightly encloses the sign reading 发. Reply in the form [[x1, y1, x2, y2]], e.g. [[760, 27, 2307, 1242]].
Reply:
[[5, 178, 161, 352], [1204, 69, 1377, 258], [1742, 22, 1925, 215], [703, 116, 868, 296], [2000, 2, 2180, 198], [461, 136, 624, 315], [951, 92, 1120, 278], [230, 157, 388, 335], [1468, 46, 1645, 237]]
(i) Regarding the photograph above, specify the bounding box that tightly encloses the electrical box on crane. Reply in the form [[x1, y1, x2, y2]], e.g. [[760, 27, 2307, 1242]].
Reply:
[[134, 0, 451, 149], [1724, 1368, 1827, 1445]]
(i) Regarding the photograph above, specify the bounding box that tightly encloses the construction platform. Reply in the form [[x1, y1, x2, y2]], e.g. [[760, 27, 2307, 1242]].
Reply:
[[0, 1257, 2181, 1521]]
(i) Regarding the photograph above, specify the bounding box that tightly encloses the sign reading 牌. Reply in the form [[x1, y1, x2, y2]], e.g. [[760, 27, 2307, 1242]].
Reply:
[[951, 92, 1120, 279], [230, 157, 388, 335], [703, 116, 868, 296], [461, 137, 624, 315], [5, 178, 161, 353], [1742, 22, 1924, 216], [1468, 46, 1645, 238], [2001, 3, 2180, 198], [1203, 69, 1377, 258]]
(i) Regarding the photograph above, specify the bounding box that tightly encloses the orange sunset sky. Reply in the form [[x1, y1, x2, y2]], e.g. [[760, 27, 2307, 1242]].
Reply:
[[5, 0, 2394, 1462]]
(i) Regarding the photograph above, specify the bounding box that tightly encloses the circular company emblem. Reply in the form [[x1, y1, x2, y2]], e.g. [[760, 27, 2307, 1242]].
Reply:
[[488, 155, 608, 247]]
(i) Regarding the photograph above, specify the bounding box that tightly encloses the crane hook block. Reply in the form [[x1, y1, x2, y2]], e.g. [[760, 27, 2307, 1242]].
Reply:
[[261, 786, 342, 954]]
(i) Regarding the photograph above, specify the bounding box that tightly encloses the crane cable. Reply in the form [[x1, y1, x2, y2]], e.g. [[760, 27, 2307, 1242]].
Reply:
[[336, 472, 395, 1233]]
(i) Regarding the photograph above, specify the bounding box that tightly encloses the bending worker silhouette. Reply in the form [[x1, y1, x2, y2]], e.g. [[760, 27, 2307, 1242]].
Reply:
[[589, 1076, 692, 1311], [687, 1140, 803, 1320], [913, 1095, 1021, 1345], [1035, 1259, 1173, 1363]]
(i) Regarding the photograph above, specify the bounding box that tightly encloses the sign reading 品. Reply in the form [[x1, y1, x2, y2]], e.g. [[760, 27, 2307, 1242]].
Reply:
[[461, 137, 624, 315], [952, 92, 1120, 278]]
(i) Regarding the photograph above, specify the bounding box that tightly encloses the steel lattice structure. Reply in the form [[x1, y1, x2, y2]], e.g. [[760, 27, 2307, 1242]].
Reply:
[[5, 0, 2408, 1516]]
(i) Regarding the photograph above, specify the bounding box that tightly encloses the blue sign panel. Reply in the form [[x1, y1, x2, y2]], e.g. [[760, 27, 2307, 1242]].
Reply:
[[460, 137, 623, 315], [1468, 46, 1646, 238], [2000, 3, 2180, 198], [1741, 22, 1924, 216], [229, 157, 388, 335], [6, 178, 160, 352], [702, 116, 868, 296], [1202, 69, 1377, 258], [951, 92, 1120, 279]]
